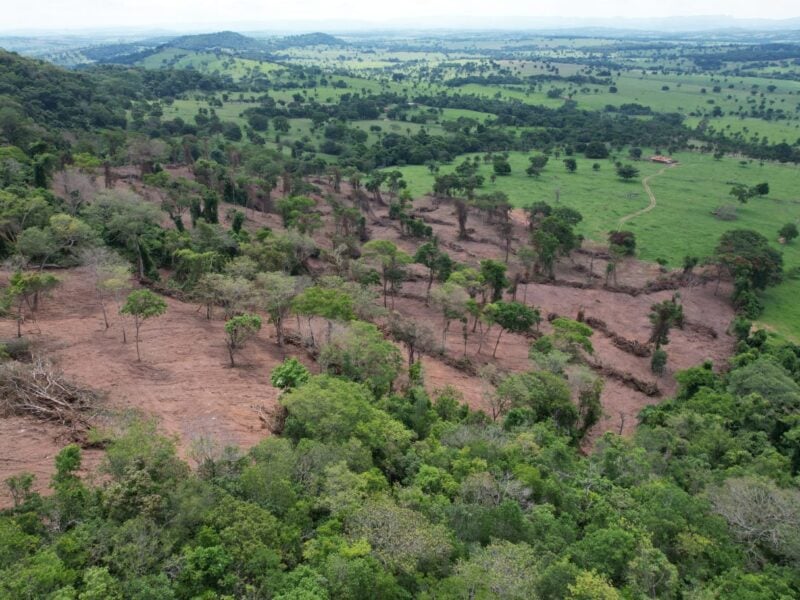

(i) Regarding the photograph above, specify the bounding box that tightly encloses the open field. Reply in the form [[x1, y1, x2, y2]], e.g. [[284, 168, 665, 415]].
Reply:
[[396, 150, 800, 336]]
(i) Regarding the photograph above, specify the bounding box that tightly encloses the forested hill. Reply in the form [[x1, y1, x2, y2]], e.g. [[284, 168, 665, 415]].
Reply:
[[167, 31, 266, 52], [0, 50, 227, 146], [272, 32, 348, 49], [0, 50, 126, 139]]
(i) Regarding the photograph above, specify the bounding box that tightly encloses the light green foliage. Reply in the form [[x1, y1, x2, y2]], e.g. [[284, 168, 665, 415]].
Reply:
[[270, 357, 310, 390], [437, 540, 540, 599], [224, 313, 262, 366], [120, 289, 167, 360], [319, 321, 402, 396], [254, 271, 298, 346], [292, 286, 355, 322], [362, 240, 411, 307], [347, 498, 452, 575], [567, 570, 622, 600], [280, 375, 413, 456]]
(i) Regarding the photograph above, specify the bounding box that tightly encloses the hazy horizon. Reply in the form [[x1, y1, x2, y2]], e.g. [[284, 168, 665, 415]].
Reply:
[[3, 0, 800, 34]]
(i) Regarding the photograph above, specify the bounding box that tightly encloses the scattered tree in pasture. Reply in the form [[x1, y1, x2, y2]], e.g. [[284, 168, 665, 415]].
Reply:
[[120, 289, 167, 361], [526, 154, 549, 177], [615, 164, 640, 181], [492, 156, 511, 176], [779, 223, 798, 243], [563, 158, 577, 173], [224, 314, 262, 367]]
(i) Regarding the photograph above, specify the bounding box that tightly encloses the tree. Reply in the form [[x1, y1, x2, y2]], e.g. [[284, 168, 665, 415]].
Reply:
[[388, 314, 436, 367], [567, 570, 621, 600], [270, 357, 310, 390], [729, 183, 755, 204], [492, 156, 511, 176], [437, 540, 539, 599], [430, 282, 469, 347], [292, 285, 355, 346], [563, 158, 577, 173], [347, 498, 452, 576], [532, 230, 559, 278], [224, 314, 262, 367], [526, 154, 549, 177], [254, 272, 297, 347], [616, 164, 639, 181], [483, 301, 541, 357], [496, 371, 577, 435], [779, 223, 798, 243], [276, 195, 317, 231], [120, 289, 167, 361], [608, 230, 636, 256], [85, 191, 163, 280], [362, 240, 411, 308], [17, 214, 96, 270], [414, 240, 453, 303], [710, 477, 800, 565], [480, 259, 509, 302], [80, 247, 131, 331], [127, 137, 167, 177], [715, 229, 782, 299], [4, 271, 59, 337], [648, 295, 683, 349], [319, 321, 402, 397]]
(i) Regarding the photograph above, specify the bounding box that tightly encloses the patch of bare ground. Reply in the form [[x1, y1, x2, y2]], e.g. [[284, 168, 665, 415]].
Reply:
[[0, 168, 737, 502], [0, 267, 317, 505]]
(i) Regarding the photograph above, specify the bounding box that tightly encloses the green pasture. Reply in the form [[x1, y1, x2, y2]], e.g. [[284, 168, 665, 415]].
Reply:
[[138, 50, 283, 80], [395, 150, 800, 338]]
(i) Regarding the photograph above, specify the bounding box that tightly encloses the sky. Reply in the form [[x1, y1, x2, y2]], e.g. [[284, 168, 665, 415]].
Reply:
[[2, 0, 800, 32]]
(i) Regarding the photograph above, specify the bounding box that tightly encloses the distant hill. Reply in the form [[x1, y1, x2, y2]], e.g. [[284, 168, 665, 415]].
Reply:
[[167, 31, 266, 52], [40, 30, 350, 67], [271, 32, 347, 49]]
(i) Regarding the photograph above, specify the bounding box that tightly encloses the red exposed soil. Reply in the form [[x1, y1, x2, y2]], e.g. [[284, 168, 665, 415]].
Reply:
[[0, 168, 736, 503]]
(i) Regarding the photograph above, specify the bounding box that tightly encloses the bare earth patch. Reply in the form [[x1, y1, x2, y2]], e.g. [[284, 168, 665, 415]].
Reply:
[[0, 171, 737, 502]]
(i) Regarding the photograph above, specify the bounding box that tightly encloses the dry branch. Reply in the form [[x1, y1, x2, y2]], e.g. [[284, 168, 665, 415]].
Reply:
[[0, 357, 99, 435]]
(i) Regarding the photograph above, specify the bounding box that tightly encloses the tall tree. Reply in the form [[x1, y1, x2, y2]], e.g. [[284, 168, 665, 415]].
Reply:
[[120, 289, 167, 361]]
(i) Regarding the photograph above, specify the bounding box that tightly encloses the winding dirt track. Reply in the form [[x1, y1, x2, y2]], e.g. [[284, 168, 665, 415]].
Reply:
[[617, 163, 678, 229]]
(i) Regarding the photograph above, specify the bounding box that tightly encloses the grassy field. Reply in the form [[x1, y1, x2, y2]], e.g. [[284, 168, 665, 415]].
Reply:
[[139, 50, 283, 80], [396, 150, 800, 338]]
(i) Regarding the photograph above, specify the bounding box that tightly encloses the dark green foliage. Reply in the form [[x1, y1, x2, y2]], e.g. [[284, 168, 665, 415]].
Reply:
[[779, 222, 798, 243], [608, 230, 636, 256], [615, 163, 640, 180]]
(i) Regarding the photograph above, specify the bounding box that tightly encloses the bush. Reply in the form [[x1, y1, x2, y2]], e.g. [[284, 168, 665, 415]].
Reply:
[[651, 349, 668, 375], [270, 357, 310, 390]]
